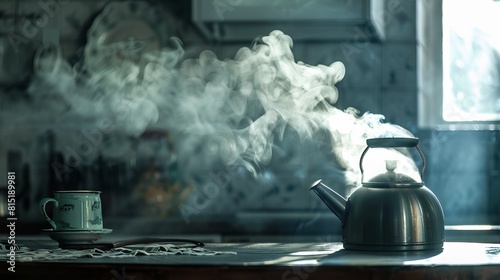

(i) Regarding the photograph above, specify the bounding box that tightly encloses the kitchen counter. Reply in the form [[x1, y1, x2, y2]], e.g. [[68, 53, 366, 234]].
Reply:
[[1, 235, 500, 279]]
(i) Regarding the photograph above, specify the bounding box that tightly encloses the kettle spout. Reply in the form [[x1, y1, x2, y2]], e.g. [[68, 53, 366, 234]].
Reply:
[[310, 179, 347, 223]]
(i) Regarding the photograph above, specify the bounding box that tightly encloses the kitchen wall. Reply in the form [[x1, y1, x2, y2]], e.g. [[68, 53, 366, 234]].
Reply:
[[0, 0, 498, 236]]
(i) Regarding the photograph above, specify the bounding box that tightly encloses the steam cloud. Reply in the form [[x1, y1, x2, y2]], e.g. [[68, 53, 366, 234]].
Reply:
[[14, 30, 414, 187]]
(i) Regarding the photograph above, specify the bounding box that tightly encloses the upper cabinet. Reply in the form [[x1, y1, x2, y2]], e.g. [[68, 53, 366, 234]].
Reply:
[[192, 0, 389, 42]]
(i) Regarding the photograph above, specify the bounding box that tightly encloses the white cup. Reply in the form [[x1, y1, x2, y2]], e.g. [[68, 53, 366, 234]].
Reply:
[[39, 190, 103, 231]]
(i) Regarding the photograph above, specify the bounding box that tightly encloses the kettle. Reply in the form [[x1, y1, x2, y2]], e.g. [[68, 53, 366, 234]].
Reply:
[[310, 137, 445, 251]]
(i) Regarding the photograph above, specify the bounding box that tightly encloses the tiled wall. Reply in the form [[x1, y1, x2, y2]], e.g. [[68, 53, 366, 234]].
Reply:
[[422, 130, 500, 224], [1, 0, 498, 229]]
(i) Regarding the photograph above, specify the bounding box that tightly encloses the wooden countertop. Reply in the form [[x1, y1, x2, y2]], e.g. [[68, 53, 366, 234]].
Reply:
[[1, 235, 500, 279]]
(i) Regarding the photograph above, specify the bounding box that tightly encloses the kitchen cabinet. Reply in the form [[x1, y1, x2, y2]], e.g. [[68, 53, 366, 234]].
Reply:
[[1, 236, 499, 280], [192, 0, 387, 42]]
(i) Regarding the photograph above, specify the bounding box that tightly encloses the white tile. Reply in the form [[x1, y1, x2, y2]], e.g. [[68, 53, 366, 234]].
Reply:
[[438, 172, 489, 215], [380, 89, 417, 129], [306, 42, 383, 90], [382, 43, 417, 87], [433, 131, 491, 173], [337, 89, 382, 115], [383, 0, 416, 41]]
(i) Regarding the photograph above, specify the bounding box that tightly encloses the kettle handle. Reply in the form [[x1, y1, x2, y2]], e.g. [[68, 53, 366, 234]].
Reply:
[[359, 139, 426, 177], [366, 137, 419, 148]]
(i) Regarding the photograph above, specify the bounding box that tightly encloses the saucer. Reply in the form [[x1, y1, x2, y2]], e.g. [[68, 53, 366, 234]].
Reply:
[[42, 229, 113, 245]]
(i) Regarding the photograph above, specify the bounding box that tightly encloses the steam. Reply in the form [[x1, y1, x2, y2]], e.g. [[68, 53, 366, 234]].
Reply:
[[10, 30, 414, 187]]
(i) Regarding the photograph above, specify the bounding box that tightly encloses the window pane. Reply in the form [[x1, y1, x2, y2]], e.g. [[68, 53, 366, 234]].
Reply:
[[442, 0, 500, 122]]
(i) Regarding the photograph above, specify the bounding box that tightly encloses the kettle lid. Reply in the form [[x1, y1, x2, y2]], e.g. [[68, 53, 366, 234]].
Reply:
[[364, 159, 423, 187]]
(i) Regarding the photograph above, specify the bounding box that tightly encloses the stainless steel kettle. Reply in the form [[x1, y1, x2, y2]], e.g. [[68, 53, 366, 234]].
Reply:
[[310, 137, 445, 251]]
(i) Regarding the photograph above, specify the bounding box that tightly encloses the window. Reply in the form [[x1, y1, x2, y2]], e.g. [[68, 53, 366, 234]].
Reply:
[[418, 0, 500, 130]]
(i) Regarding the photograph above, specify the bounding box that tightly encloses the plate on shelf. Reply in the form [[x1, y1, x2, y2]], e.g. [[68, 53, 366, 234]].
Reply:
[[42, 228, 113, 244], [83, 1, 175, 80]]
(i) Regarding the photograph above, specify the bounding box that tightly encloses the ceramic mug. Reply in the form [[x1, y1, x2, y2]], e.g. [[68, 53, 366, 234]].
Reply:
[[39, 190, 103, 231]]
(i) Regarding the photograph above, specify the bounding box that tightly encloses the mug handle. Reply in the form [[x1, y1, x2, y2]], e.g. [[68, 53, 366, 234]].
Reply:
[[39, 198, 58, 230], [33, 43, 63, 77]]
